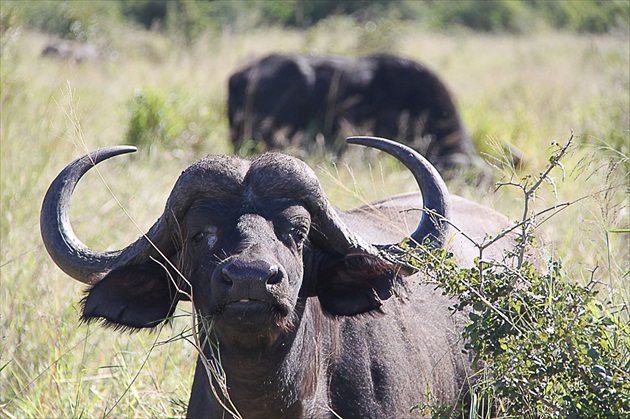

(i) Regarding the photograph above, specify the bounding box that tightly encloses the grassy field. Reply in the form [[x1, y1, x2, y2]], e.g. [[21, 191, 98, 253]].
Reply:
[[1, 21, 628, 417]]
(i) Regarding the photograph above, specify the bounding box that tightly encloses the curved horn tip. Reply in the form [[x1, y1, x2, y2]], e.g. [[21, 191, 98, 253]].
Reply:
[[116, 145, 137, 152], [346, 136, 392, 146], [94, 145, 138, 156], [345, 136, 424, 160], [344, 135, 450, 250], [40, 144, 140, 284], [83, 145, 138, 166], [78, 145, 139, 165]]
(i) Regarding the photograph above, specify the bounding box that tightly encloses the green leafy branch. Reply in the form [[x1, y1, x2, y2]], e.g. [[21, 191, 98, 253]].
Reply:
[[403, 136, 630, 418]]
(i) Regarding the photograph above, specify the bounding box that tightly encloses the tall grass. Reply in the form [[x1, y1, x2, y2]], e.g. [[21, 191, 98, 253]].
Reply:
[[1, 21, 628, 417]]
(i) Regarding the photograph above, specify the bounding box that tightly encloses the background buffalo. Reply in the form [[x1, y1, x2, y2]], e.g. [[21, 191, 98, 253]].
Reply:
[[228, 53, 485, 176]]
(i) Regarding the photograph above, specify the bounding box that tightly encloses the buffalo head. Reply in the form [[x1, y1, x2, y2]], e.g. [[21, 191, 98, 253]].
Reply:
[[41, 136, 445, 327]]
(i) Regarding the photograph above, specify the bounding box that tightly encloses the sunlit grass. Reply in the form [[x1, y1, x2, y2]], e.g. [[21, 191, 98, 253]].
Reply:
[[1, 23, 627, 417]]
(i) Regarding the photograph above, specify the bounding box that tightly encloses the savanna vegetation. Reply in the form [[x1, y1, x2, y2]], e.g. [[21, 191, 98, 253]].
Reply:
[[1, 1, 628, 417]]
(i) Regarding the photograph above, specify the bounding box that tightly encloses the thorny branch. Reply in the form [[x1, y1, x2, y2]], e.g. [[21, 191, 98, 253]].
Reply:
[[495, 135, 574, 267]]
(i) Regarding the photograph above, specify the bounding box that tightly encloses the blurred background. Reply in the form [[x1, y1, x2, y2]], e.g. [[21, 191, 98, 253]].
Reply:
[[1, 1, 628, 417]]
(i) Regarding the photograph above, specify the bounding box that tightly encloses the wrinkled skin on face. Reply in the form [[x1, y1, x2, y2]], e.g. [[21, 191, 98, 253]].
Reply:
[[180, 178, 312, 347]]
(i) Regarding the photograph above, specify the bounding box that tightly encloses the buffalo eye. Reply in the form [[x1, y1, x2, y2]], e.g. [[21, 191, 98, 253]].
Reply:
[[190, 226, 218, 249], [289, 227, 307, 249], [192, 232, 205, 245], [277, 206, 310, 250]]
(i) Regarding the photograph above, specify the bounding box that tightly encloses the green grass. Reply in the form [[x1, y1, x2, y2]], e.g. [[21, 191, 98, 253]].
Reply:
[[1, 22, 628, 417]]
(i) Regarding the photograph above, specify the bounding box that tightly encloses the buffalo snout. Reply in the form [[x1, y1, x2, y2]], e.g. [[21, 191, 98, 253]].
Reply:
[[211, 256, 295, 341], [213, 255, 290, 310], [221, 258, 283, 287]]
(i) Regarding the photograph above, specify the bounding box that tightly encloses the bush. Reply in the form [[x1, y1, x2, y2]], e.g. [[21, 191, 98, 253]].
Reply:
[[529, 0, 630, 34], [261, 0, 398, 27], [127, 87, 175, 147], [125, 87, 217, 154], [426, 0, 531, 33], [8, 0, 122, 41], [404, 138, 630, 418], [414, 253, 630, 418]]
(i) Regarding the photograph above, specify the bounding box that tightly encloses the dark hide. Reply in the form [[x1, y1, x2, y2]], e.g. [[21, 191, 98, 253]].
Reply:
[[228, 53, 481, 174]]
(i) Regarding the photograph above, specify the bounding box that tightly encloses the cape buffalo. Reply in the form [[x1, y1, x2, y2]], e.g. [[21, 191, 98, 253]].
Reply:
[[41, 137, 514, 417], [228, 54, 484, 176]]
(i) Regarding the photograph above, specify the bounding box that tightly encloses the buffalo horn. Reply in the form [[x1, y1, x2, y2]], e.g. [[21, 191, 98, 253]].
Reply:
[[346, 136, 450, 249], [40, 146, 169, 284]]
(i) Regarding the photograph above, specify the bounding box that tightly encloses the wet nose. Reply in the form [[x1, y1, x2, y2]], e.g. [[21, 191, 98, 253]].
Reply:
[[220, 259, 282, 286]]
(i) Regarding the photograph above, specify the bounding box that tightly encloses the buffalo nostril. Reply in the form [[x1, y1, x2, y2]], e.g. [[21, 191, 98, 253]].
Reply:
[[266, 265, 281, 285], [220, 267, 234, 285]]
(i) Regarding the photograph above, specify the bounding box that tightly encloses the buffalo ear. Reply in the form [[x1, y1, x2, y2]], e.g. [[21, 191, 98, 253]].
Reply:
[[315, 253, 401, 316], [82, 263, 181, 329]]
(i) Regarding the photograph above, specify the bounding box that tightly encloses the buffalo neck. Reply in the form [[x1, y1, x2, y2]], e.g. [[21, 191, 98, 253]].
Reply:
[[199, 297, 336, 417]]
